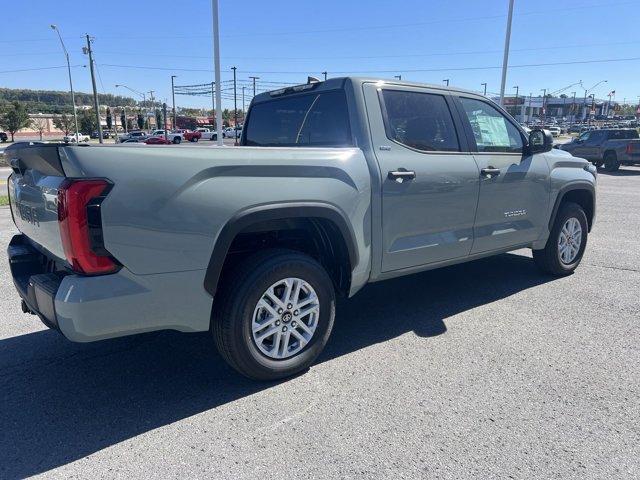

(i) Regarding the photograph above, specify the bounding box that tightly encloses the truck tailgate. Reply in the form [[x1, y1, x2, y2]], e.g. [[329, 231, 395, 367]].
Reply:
[[5, 143, 68, 261]]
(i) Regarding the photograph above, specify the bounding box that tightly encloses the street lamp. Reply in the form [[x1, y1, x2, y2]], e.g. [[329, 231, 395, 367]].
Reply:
[[513, 85, 519, 121], [50, 25, 79, 140], [583, 80, 607, 122]]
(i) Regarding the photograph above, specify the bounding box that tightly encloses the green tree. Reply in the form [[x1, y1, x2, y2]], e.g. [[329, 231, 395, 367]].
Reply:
[[106, 107, 112, 130], [53, 113, 74, 135], [79, 109, 97, 134], [137, 114, 144, 130], [0, 102, 31, 141], [120, 110, 126, 129], [155, 109, 163, 129], [32, 116, 48, 140]]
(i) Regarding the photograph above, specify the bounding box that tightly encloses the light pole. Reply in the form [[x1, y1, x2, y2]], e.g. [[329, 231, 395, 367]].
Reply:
[[232, 66, 238, 144], [249, 76, 260, 98], [171, 75, 177, 129], [322, 71, 327, 81], [148, 90, 155, 129], [211, 0, 223, 146], [242, 86, 245, 122], [582, 80, 607, 122], [541, 88, 547, 124], [513, 85, 519, 120], [394, 75, 402, 81], [570, 91, 576, 128], [481, 83, 487, 96], [527, 92, 532, 124], [498, 0, 515, 106], [50, 25, 79, 140], [443, 79, 449, 86]]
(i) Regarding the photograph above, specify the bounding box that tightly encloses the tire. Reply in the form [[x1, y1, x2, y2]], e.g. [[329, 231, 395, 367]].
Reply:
[[212, 249, 336, 381], [603, 151, 619, 172], [190, 137, 198, 142], [533, 202, 588, 276], [173, 136, 181, 144]]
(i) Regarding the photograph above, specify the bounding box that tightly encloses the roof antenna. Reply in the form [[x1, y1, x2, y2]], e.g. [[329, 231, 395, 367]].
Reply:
[[307, 76, 321, 84]]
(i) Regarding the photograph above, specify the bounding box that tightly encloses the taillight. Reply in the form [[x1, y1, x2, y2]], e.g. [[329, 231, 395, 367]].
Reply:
[[626, 143, 634, 155], [57, 178, 119, 275]]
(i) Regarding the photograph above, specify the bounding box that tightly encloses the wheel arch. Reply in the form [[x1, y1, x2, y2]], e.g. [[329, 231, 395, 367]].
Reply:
[[203, 203, 359, 299], [549, 183, 595, 233]]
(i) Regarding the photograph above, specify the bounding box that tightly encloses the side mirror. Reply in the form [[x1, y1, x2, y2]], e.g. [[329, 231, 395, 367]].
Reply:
[[527, 128, 553, 154]]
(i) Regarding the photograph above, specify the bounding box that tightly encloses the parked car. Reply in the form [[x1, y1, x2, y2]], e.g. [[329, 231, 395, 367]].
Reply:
[[193, 128, 219, 141], [118, 130, 148, 143], [0, 131, 8, 142], [63, 133, 90, 143], [183, 130, 202, 142], [543, 125, 561, 137], [148, 130, 183, 144], [6, 77, 596, 381], [223, 127, 242, 138], [144, 136, 173, 145], [558, 128, 640, 171]]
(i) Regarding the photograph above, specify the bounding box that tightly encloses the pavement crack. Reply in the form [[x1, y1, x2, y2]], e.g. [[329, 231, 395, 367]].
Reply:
[[584, 263, 640, 273]]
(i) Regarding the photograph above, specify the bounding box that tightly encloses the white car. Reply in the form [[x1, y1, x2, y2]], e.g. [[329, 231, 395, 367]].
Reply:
[[194, 128, 219, 141], [63, 133, 90, 143], [118, 131, 148, 143]]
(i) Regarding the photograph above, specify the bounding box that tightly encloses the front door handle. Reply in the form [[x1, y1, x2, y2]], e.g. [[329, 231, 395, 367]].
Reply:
[[388, 169, 416, 183], [481, 167, 501, 178]]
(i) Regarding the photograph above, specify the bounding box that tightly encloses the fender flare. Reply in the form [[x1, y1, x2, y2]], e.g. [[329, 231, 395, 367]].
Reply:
[[203, 202, 359, 298], [548, 182, 596, 232]]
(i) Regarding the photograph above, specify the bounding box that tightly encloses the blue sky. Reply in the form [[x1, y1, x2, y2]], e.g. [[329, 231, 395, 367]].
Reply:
[[1, 0, 639, 110]]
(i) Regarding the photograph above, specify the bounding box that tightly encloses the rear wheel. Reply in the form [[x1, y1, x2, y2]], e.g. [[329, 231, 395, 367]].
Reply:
[[173, 136, 181, 144], [212, 249, 336, 380], [603, 151, 619, 172], [533, 202, 588, 276]]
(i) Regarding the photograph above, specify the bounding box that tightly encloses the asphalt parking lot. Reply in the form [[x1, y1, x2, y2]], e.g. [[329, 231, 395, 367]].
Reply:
[[1, 167, 639, 479]]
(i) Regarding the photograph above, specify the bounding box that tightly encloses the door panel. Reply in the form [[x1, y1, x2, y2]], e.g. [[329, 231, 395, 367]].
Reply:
[[455, 96, 550, 253], [363, 84, 480, 272]]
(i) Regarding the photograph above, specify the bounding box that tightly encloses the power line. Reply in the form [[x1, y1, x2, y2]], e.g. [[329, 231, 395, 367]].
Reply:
[[98, 56, 640, 76], [0, 65, 85, 74]]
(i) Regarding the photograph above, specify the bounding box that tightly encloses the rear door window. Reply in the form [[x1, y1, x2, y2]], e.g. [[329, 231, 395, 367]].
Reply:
[[244, 90, 351, 147]]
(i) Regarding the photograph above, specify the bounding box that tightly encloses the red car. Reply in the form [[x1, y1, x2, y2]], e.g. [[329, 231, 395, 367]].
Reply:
[[144, 136, 173, 145], [183, 130, 202, 142]]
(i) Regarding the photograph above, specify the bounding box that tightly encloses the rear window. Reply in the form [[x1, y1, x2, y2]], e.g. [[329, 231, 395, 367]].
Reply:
[[243, 90, 352, 147]]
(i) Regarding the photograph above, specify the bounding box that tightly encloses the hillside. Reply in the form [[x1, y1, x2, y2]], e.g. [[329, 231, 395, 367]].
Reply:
[[0, 87, 138, 114]]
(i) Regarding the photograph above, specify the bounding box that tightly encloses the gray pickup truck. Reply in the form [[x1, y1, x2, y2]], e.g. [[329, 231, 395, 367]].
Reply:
[[6, 78, 596, 380], [558, 128, 640, 171]]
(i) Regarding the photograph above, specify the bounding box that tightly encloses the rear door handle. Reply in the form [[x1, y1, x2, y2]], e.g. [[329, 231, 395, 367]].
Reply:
[[388, 169, 416, 183], [481, 167, 501, 178]]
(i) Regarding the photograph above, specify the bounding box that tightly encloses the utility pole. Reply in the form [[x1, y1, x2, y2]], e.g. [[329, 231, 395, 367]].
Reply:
[[249, 76, 259, 97], [322, 71, 327, 81], [112, 107, 118, 143], [499, 0, 515, 106], [481, 83, 487, 96], [211, 0, 223, 146], [171, 75, 177, 129], [232, 66, 238, 144], [84, 34, 103, 143], [50, 25, 79, 141], [541, 88, 547, 124], [242, 86, 245, 122], [513, 85, 519, 121], [163, 103, 168, 141], [570, 91, 576, 127], [148, 90, 155, 129], [210, 82, 215, 125], [589, 94, 595, 127], [527, 93, 532, 124], [443, 79, 449, 86]]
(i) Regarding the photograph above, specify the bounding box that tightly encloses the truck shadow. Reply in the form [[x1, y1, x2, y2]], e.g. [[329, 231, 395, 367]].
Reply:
[[0, 252, 555, 479], [597, 167, 640, 176]]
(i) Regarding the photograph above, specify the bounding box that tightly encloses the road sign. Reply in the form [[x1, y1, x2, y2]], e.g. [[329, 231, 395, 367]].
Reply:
[[590, 109, 596, 115]]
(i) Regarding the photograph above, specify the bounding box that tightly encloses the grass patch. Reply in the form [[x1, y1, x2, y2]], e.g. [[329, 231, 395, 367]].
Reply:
[[0, 195, 9, 206]]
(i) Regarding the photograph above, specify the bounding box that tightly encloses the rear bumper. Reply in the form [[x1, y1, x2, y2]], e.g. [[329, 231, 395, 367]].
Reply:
[[8, 234, 64, 331], [8, 234, 213, 342]]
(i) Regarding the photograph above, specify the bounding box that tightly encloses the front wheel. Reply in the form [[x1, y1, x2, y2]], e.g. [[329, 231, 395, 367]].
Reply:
[[173, 137, 181, 144], [212, 249, 336, 380], [603, 152, 619, 172], [533, 202, 588, 276]]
